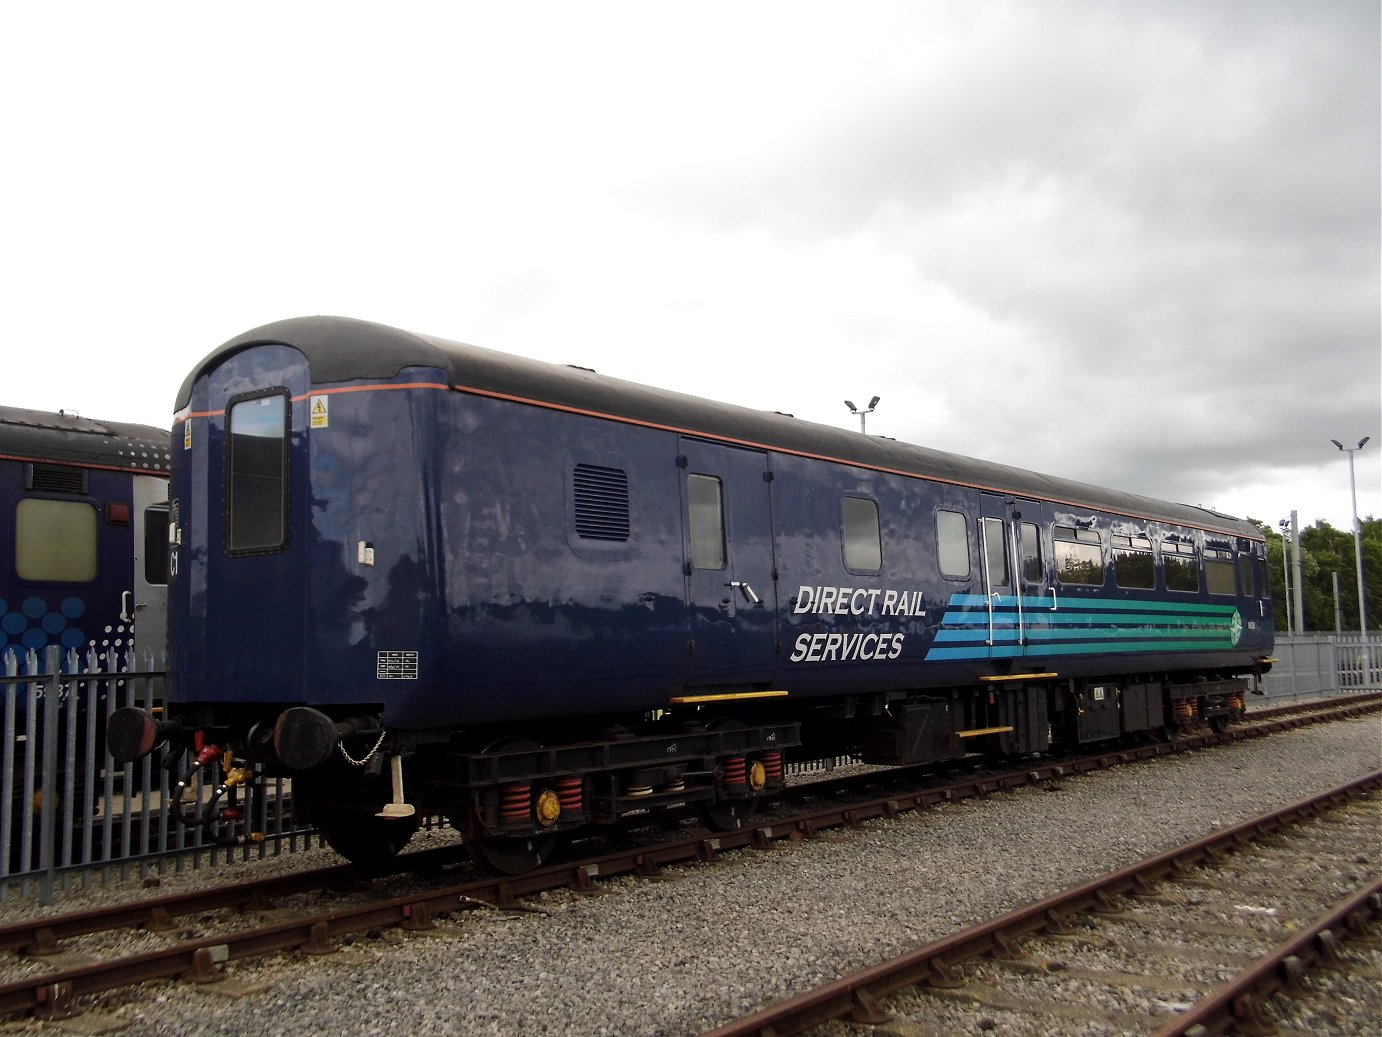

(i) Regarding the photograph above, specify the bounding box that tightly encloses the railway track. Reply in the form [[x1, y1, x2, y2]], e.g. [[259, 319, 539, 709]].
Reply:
[[0, 697, 1375, 1023], [702, 771, 1382, 1037]]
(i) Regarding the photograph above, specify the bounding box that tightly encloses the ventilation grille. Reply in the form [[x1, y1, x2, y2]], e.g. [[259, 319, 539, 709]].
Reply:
[[28, 464, 88, 494], [573, 464, 630, 541]]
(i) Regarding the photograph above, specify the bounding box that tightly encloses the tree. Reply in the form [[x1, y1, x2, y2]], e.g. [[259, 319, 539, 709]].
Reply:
[[1251, 516, 1381, 633]]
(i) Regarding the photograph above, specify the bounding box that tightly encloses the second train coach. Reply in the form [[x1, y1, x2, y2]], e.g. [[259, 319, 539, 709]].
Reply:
[[110, 316, 1273, 871]]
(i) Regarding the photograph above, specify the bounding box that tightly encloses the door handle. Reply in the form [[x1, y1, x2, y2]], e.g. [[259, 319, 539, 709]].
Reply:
[[726, 581, 761, 606]]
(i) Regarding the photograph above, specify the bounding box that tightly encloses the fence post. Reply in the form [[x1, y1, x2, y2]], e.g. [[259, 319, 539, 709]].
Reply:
[[39, 645, 61, 906]]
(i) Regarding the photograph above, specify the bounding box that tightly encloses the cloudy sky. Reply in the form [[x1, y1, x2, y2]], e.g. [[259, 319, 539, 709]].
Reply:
[[5, 1, 1378, 531]]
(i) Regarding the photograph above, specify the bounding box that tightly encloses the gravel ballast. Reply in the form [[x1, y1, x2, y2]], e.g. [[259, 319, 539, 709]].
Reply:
[[8, 716, 1381, 1036]]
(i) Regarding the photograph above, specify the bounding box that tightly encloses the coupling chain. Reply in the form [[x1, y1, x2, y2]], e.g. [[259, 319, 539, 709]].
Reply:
[[338, 728, 388, 766]]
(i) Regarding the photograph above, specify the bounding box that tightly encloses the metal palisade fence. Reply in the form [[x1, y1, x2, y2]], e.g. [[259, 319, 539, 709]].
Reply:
[[1, 645, 314, 905], [1261, 634, 1382, 702]]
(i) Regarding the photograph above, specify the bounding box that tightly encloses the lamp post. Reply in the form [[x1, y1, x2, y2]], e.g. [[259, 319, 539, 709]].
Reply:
[[1278, 518, 1293, 634], [1330, 436, 1370, 638], [844, 396, 880, 433]]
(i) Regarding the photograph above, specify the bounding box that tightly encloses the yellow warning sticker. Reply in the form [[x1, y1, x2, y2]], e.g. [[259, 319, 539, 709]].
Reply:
[[310, 395, 329, 429]]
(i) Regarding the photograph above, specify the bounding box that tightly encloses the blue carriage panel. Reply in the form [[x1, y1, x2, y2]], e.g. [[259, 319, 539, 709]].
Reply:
[[299, 372, 452, 719], [771, 454, 941, 694], [172, 344, 316, 704], [423, 394, 689, 727]]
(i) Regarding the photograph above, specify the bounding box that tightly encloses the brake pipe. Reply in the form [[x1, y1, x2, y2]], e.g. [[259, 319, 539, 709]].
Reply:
[[201, 766, 262, 846], [169, 745, 222, 830]]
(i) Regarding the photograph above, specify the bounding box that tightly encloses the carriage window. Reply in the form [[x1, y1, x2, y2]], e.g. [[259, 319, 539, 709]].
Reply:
[[1206, 549, 1236, 596], [16, 499, 98, 582], [936, 510, 970, 579], [981, 517, 1009, 587], [1237, 554, 1255, 597], [144, 506, 170, 584], [1020, 521, 1043, 583], [1053, 526, 1103, 585], [226, 393, 289, 553], [1163, 541, 1199, 593], [1112, 533, 1155, 589], [688, 474, 725, 570], [842, 496, 882, 572]]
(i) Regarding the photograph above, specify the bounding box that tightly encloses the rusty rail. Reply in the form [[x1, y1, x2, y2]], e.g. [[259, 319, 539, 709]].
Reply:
[[699, 770, 1382, 1037]]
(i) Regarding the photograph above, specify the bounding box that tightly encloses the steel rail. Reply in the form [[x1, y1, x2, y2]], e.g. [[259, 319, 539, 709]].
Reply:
[[1149, 879, 1382, 1037], [0, 842, 470, 956], [698, 769, 1382, 1037]]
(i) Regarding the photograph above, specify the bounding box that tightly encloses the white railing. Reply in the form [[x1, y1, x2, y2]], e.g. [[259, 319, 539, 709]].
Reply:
[[1260, 633, 1382, 701]]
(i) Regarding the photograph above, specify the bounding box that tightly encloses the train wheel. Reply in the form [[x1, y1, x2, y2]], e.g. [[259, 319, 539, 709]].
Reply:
[[701, 798, 756, 832], [317, 809, 419, 868], [297, 772, 418, 868], [698, 718, 760, 832], [468, 830, 562, 875]]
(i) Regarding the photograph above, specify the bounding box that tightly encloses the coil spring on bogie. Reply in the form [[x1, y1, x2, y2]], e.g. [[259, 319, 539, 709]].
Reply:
[[722, 756, 747, 789], [499, 782, 532, 824], [1175, 699, 1198, 719], [760, 750, 783, 783], [556, 776, 583, 813]]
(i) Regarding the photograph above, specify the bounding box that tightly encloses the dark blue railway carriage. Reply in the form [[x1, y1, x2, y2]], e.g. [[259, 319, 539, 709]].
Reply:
[[0, 406, 170, 664], [111, 316, 1273, 871]]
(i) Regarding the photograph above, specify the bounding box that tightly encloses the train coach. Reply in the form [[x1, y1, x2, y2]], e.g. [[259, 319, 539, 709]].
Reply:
[[1, 406, 170, 665], [109, 316, 1273, 873]]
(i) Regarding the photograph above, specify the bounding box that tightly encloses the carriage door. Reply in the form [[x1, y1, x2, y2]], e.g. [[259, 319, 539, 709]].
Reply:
[[680, 439, 778, 688], [979, 494, 1051, 662], [978, 494, 1017, 660], [129, 475, 169, 662], [1013, 500, 1053, 666]]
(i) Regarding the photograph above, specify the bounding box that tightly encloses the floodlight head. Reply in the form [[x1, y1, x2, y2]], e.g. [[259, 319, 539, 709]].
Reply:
[[844, 400, 857, 412], [1332, 440, 1344, 450], [868, 396, 880, 409], [1359, 437, 1370, 449]]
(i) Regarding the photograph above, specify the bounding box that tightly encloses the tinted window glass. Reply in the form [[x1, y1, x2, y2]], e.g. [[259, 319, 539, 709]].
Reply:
[[688, 474, 725, 570], [936, 510, 970, 579], [1053, 526, 1103, 585], [16, 499, 98, 582], [226, 394, 288, 552], [1020, 521, 1043, 584], [982, 517, 1009, 587], [842, 497, 882, 572], [1237, 554, 1255, 597], [1113, 534, 1154, 589], [1206, 550, 1236, 596], [144, 506, 170, 585], [1164, 542, 1199, 593]]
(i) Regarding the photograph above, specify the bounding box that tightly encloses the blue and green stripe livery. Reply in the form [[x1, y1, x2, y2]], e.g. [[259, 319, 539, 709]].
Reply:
[[924, 594, 1243, 661]]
